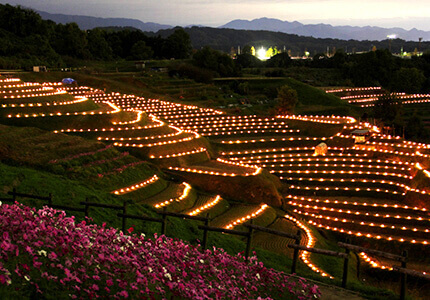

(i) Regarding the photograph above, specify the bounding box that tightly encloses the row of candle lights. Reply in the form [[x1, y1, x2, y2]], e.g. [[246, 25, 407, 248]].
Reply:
[[188, 195, 222, 216], [154, 183, 192, 208], [112, 175, 159, 195]]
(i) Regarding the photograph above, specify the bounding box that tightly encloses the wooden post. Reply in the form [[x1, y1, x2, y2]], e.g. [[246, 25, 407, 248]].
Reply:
[[342, 247, 350, 288], [161, 207, 167, 235], [291, 230, 301, 274], [84, 199, 89, 218], [122, 201, 127, 233], [400, 250, 408, 300], [202, 213, 210, 250], [245, 219, 253, 260], [354, 252, 361, 280]]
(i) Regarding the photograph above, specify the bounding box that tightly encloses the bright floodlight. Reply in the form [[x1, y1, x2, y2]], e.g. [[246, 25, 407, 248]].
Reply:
[[257, 47, 267, 60], [387, 34, 397, 39]]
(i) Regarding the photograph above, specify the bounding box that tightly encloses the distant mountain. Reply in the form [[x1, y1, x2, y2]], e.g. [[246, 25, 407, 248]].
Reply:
[[220, 17, 430, 41], [37, 10, 172, 32]]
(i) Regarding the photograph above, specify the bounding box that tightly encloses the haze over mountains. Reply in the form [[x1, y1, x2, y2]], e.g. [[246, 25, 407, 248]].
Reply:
[[221, 18, 430, 42], [37, 9, 430, 42]]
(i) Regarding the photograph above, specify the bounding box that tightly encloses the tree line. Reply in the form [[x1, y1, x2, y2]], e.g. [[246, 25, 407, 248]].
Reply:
[[0, 4, 192, 69], [309, 49, 430, 93], [154, 26, 430, 56], [1, 4, 429, 95]]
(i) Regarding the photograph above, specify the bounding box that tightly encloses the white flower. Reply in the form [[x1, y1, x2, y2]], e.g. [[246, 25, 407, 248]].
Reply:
[[24, 275, 30, 281], [200, 259, 204, 264], [37, 250, 47, 257], [148, 267, 153, 273], [0, 201, 2, 206], [256, 273, 260, 280], [164, 273, 172, 281]]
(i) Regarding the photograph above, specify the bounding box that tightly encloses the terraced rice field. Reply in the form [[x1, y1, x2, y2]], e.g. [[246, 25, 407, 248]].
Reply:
[[3, 77, 430, 282], [68, 83, 430, 277], [0, 77, 278, 253]]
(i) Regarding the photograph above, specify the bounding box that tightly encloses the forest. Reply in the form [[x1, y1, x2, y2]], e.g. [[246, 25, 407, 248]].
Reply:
[[0, 4, 192, 68]]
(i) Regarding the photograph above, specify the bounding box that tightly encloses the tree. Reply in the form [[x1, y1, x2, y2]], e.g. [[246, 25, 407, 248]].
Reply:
[[130, 40, 153, 60], [241, 45, 252, 55], [276, 85, 298, 115], [193, 46, 238, 77], [163, 28, 192, 59], [405, 112, 429, 140], [390, 67, 426, 93], [349, 49, 397, 87], [87, 29, 113, 60], [52, 23, 90, 59], [236, 53, 262, 68], [373, 93, 404, 134], [331, 49, 347, 68], [266, 52, 292, 68]]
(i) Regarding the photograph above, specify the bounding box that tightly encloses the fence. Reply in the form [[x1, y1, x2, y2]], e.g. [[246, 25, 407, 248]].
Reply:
[[2, 189, 428, 300]]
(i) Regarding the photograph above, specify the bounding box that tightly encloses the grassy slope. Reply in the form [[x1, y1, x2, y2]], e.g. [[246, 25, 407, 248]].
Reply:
[[0, 160, 316, 276], [16, 71, 359, 117], [217, 77, 358, 116]]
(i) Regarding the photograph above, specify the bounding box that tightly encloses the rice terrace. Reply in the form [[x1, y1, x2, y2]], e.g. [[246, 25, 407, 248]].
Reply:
[[2, 3, 430, 299], [1, 70, 430, 299]]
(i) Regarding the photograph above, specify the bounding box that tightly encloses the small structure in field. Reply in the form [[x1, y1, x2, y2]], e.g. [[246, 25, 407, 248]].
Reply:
[[351, 129, 371, 144], [33, 66, 47, 72], [314, 142, 328, 156], [135, 61, 146, 70]]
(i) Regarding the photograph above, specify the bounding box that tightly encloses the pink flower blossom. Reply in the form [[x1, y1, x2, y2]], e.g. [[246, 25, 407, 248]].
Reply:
[[0, 203, 321, 299]]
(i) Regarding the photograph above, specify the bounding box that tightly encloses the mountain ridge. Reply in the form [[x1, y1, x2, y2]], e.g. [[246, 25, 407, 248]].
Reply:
[[220, 17, 430, 41], [34, 8, 430, 42], [36, 10, 172, 32]]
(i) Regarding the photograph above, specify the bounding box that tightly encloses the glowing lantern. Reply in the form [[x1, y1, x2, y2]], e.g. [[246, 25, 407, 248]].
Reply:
[[314, 142, 328, 156]]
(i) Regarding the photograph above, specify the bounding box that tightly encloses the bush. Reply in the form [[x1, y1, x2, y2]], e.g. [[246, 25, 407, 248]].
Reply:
[[169, 63, 214, 83]]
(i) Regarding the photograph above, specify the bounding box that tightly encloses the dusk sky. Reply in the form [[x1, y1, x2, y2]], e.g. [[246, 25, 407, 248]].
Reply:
[[1, 0, 430, 31]]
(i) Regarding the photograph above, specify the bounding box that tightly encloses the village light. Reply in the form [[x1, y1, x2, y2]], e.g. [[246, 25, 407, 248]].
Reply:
[[256, 47, 267, 60]]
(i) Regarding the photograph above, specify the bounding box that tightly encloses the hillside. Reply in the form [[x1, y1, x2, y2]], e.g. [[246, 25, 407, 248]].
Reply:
[[2, 73, 430, 298], [153, 26, 430, 55]]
